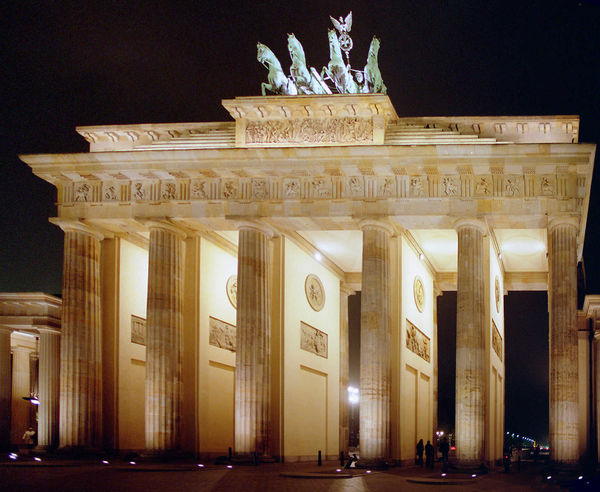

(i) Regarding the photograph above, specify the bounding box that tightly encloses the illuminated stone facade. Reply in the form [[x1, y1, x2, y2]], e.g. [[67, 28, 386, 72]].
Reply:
[[13, 94, 596, 465]]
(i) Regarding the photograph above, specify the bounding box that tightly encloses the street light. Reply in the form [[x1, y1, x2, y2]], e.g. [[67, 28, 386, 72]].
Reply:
[[348, 386, 359, 404]]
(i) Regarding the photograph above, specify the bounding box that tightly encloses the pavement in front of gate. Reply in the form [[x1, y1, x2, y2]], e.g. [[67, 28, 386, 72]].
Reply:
[[1, 455, 598, 491]]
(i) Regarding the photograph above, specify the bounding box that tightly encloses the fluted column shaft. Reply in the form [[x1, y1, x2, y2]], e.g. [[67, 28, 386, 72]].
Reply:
[[359, 221, 392, 462], [38, 331, 60, 449], [60, 228, 102, 449], [455, 220, 486, 465], [11, 346, 32, 444], [549, 219, 579, 465], [145, 225, 185, 452], [339, 286, 353, 456], [0, 329, 10, 450], [235, 224, 271, 456]]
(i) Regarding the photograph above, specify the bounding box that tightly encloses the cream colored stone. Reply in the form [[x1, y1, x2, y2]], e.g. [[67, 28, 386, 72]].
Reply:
[[339, 285, 353, 456], [60, 229, 102, 449], [548, 217, 579, 465], [0, 328, 10, 450], [455, 219, 486, 466], [37, 331, 60, 449], [359, 221, 392, 462], [145, 224, 185, 452], [235, 224, 272, 456]]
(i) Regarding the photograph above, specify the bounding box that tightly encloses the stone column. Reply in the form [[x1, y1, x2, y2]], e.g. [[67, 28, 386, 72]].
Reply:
[[359, 220, 392, 464], [0, 328, 10, 451], [339, 284, 354, 457], [11, 345, 32, 445], [548, 217, 579, 465], [595, 327, 600, 464], [455, 218, 486, 466], [145, 222, 185, 453], [234, 222, 272, 457], [37, 330, 60, 449], [59, 224, 103, 449]]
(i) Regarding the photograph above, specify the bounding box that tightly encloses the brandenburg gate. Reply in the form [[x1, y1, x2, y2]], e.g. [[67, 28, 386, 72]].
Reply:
[[8, 14, 598, 468]]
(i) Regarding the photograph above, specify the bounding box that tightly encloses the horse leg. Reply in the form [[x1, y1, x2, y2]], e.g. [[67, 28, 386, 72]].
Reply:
[[261, 82, 270, 96]]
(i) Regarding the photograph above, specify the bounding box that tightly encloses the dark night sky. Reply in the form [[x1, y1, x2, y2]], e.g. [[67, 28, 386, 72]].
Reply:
[[2, 0, 599, 445]]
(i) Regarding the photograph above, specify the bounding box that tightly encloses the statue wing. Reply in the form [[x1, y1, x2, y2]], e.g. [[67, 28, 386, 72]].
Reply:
[[345, 12, 353, 32], [330, 15, 343, 33]]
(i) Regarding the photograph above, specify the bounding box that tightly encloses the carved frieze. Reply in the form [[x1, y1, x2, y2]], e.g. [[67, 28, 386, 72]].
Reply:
[[441, 176, 459, 196], [406, 319, 430, 362], [245, 117, 373, 145], [305, 274, 326, 312], [300, 321, 328, 358], [131, 314, 146, 346], [495, 276, 501, 313], [492, 320, 503, 361], [60, 171, 567, 205], [209, 316, 236, 352]]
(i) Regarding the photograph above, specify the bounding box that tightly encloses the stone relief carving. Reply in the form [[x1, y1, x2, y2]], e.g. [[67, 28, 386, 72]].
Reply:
[[379, 176, 395, 197], [191, 180, 209, 199], [406, 319, 430, 362], [300, 321, 328, 358], [504, 176, 522, 197], [347, 176, 364, 196], [492, 320, 503, 361], [103, 183, 118, 201], [209, 316, 236, 352], [305, 273, 325, 312], [413, 276, 425, 313], [474, 176, 492, 196], [161, 182, 176, 200], [252, 179, 268, 199], [131, 314, 146, 346], [226, 275, 237, 309], [540, 176, 555, 196], [410, 176, 426, 197], [245, 117, 373, 145], [74, 183, 91, 202], [222, 180, 239, 199], [441, 176, 458, 196], [312, 177, 332, 198], [133, 181, 147, 201], [283, 178, 301, 198]]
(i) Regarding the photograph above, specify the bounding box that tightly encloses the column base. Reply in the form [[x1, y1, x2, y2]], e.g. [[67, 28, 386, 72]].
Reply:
[[355, 457, 390, 469], [230, 453, 277, 465]]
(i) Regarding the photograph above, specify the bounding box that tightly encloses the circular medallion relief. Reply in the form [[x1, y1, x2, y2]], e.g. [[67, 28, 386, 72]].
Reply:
[[305, 274, 325, 312], [495, 276, 500, 313], [413, 276, 425, 313], [226, 275, 237, 309]]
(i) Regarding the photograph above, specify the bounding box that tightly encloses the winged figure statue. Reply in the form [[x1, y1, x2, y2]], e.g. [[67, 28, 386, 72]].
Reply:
[[330, 12, 352, 34]]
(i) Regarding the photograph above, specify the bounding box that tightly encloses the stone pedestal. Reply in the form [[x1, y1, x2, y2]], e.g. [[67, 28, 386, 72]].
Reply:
[[0, 328, 10, 451], [11, 346, 32, 445], [455, 219, 486, 466], [548, 217, 579, 465], [359, 220, 392, 463], [145, 223, 185, 453], [234, 223, 272, 457], [59, 226, 103, 449], [38, 331, 60, 449], [339, 285, 353, 456]]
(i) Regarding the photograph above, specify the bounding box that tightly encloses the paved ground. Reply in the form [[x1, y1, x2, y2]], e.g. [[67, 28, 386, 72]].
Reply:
[[1, 456, 597, 491]]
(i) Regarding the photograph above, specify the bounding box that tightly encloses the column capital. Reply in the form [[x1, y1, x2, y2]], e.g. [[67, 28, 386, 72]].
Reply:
[[453, 217, 487, 234], [359, 218, 394, 235], [139, 218, 187, 239], [548, 215, 579, 233], [234, 220, 275, 238], [49, 218, 105, 241], [340, 283, 355, 297]]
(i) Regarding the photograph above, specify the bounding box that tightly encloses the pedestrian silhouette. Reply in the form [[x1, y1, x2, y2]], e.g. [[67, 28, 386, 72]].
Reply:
[[416, 438, 424, 466], [425, 440, 434, 468]]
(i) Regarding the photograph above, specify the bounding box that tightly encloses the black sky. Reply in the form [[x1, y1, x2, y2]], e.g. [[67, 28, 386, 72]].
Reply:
[[2, 0, 599, 444]]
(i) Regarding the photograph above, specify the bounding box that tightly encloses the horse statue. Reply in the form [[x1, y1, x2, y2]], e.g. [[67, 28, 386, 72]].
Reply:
[[321, 29, 358, 94], [287, 34, 329, 95], [363, 36, 387, 94], [257, 42, 297, 96]]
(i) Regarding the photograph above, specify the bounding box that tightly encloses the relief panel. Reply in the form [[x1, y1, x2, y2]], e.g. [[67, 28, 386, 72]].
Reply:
[[406, 319, 430, 363], [300, 321, 328, 358], [209, 316, 236, 352]]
